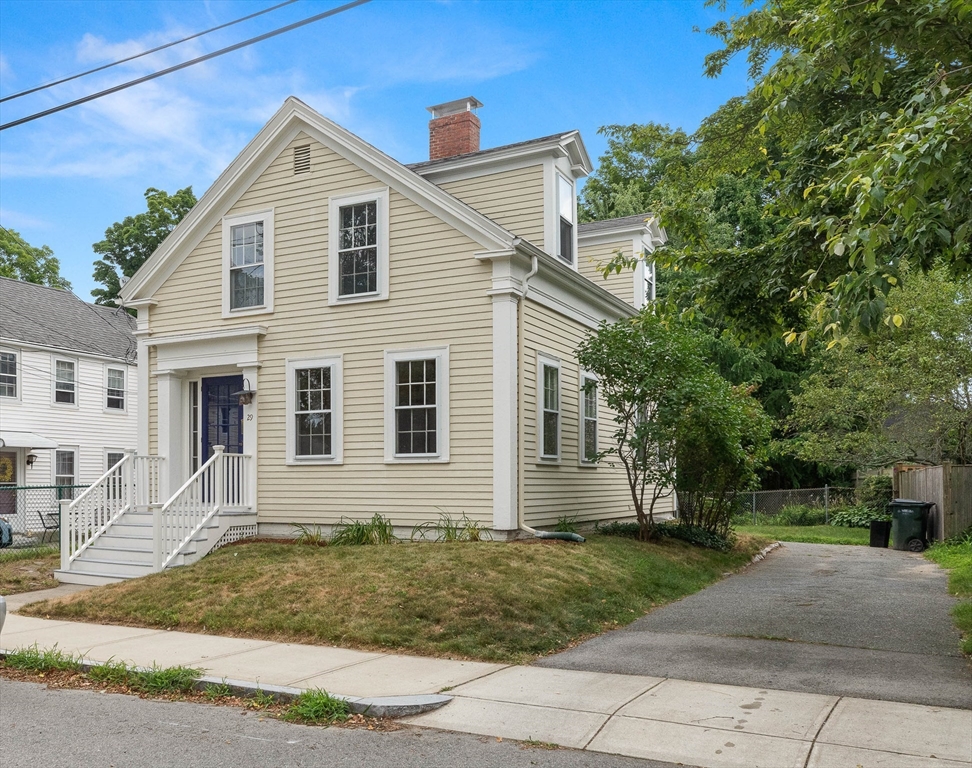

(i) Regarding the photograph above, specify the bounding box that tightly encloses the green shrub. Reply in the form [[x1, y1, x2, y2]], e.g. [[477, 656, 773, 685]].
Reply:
[[774, 504, 828, 526], [655, 522, 735, 552], [830, 504, 888, 528], [857, 475, 893, 515], [330, 514, 396, 546], [554, 515, 579, 534], [283, 688, 351, 724], [593, 521, 641, 538]]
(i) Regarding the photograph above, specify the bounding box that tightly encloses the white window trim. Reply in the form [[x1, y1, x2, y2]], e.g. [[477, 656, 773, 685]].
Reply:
[[104, 364, 127, 413], [53, 445, 78, 486], [328, 187, 390, 305], [384, 345, 450, 463], [104, 449, 127, 471], [0, 346, 21, 401], [579, 370, 598, 466], [221, 208, 275, 318], [285, 355, 344, 465], [536, 351, 562, 462], [52, 355, 78, 408]]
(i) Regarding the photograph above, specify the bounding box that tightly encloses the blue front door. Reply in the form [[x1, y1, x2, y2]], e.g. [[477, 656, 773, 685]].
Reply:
[[201, 376, 244, 458]]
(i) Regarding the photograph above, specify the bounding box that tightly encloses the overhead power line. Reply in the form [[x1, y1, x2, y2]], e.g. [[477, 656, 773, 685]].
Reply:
[[0, 0, 300, 105], [0, 0, 372, 132]]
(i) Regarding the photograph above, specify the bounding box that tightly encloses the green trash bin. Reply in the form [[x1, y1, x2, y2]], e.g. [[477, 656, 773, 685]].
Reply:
[[890, 499, 934, 552]]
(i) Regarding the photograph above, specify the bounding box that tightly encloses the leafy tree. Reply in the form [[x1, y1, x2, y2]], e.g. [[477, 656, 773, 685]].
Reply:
[[787, 267, 972, 469], [576, 310, 770, 539], [0, 227, 71, 289], [92, 186, 196, 306]]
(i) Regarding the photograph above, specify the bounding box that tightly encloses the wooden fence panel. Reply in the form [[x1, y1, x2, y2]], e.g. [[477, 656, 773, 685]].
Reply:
[[897, 465, 972, 541]]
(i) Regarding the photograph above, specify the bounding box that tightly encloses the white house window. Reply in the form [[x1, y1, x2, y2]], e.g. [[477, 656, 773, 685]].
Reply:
[[0, 351, 16, 397], [645, 260, 656, 303], [222, 209, 274, 317], [54, 359, 76, 404], [581, 374, 598, 463], [557, 174, 574, 265], [106, 367, 125, 410], [384, 347, 449, 462], [106, 451, 125, 469], [286, 356, 343, 464], [338, 202, 378, 296], [329, 189, 389, 305], [55, 448, 76, 499], [538, 354, 561, 460]]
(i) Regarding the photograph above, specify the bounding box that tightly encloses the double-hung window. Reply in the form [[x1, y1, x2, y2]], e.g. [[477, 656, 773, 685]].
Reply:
[[106, 367, 126, 410], [557, 174, 574, 265], [580, 373, 598, 463], [222, 210, 274, 317], [329, 189, 389, 304], [538, 354, 561, 460], [384, 347, 449, 462], [54, 358, 76, 404], [286, 356, 343, 464], [55, 448, 76, 499], [0, 351, 17, 398]]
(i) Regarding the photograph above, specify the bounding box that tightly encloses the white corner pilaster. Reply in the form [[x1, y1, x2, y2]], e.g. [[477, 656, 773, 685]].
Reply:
[[156, 369, 185, 500], [239, 363, 260, 511]]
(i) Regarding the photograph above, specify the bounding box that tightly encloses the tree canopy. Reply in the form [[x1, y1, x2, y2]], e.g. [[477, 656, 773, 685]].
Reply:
[[92, 186, 196, 306], [0, 227, 71, 289]]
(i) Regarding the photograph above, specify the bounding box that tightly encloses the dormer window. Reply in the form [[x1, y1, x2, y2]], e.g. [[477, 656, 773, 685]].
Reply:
[[557, 174, 574, 264]]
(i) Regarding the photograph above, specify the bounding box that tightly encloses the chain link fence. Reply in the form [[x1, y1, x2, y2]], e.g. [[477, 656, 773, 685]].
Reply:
[[735, 486, 857, 526], [0, 484, 86, 561]]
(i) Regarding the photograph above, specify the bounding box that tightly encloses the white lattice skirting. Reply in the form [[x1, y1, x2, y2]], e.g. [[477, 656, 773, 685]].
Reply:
[[213, 524, 258, 551]]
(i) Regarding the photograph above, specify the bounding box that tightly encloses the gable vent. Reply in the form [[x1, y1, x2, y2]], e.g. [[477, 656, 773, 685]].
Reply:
[[293, 144, 311, 174]]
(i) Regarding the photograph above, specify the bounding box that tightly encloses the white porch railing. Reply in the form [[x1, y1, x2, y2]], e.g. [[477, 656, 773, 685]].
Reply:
[[60, 452, 165, 568], [156, 446, 250, 570]]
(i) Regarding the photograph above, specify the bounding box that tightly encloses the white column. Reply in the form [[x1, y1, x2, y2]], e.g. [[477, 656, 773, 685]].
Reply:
[[491, 291, 519, 531], [239, 364, 259, 511], [156, 370, 185, 500], [136, 337, 151, 456]]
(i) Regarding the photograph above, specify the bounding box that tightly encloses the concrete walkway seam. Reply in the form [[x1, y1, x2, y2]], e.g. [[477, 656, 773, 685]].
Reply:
[[581, 677, 667, 750], [801, 696, 842, 768], [0, 648, 452, 718]]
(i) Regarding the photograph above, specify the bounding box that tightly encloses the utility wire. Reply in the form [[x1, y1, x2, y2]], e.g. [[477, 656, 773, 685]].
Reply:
[[0, 0, 372, 132], [0, 0, 300, 104]]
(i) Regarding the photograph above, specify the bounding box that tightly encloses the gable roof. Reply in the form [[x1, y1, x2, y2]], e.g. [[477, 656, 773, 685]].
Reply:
[[407, 131, 591, 177], [0, 277, 136, 361], [121, 97, 520, 303], [579, 213, 655, 234]]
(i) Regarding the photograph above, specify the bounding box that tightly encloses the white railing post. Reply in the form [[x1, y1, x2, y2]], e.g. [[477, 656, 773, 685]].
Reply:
[[153, 503, 163, 571], [213, 445, 225, 512], [59, 499, 71, 570], [125, 449, 136, 509]]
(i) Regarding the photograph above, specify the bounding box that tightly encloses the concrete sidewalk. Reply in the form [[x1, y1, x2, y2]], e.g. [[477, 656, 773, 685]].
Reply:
[[2, 588, 970, 768]]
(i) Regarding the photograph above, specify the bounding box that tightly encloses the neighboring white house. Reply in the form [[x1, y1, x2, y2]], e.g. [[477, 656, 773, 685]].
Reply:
[[55, 96, 667, 584], [0, 277, 138, 534]]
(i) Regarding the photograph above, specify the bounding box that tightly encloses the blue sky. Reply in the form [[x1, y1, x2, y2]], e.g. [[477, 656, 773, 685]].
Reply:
[[0, 0, 752, 300]]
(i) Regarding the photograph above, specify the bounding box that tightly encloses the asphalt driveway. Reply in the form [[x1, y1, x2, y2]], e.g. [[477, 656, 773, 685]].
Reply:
[[536, 542, 972, 708]]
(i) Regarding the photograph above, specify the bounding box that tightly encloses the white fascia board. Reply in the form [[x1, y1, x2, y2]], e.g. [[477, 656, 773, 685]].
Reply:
[[122, 97, 515, 303], [145, 325, 268, 348]]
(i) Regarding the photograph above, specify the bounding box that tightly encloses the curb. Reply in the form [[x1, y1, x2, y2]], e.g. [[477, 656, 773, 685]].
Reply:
[[0, 649, 451, 718], [750, 541, 783, 564]]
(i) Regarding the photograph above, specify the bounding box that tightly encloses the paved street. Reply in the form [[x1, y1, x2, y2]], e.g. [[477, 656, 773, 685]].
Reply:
[[537, 542, 972, 708], [1, 679, 670, 768]]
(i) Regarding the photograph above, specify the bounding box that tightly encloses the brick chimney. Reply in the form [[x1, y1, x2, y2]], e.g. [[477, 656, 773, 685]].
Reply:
[[427, 97, 483, 161]]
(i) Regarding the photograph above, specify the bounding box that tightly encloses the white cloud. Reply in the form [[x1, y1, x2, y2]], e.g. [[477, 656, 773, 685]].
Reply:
[[0, 208, 51, 230]]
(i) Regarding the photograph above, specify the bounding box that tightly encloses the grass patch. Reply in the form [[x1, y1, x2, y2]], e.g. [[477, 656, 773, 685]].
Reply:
[[0, 551, 58, 594], [282, 689, 351, 725], [925, 533, 972, 655], [734, 525, 870, 546], [3, 645, 82, 673], [20, 534, 766, 664]]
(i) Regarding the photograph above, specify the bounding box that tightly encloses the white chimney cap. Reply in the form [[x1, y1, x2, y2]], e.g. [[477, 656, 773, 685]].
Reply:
[[426, 97, 483, 119]]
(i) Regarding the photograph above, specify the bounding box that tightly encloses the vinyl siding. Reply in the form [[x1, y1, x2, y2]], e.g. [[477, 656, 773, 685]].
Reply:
[[520, 299, 675, 528], [146, 133, 494, 527], [577, 238, 635, 307], [439, 165, 545, 247]]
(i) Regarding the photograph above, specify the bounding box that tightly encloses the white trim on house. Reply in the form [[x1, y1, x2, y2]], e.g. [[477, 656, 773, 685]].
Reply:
[[53, 444, 78, 487], [103, 363, 127, 414], [578, 369, 598, 466], [52, 355, 78, 409], [383, 346, 450, 463], [104, 448, 126, 471], [537, 351, 562, 463], [285, 355, 344, 465], [0, 345, 21, 401], [221, 208, 275, 318], [328, 188, 390, 306]]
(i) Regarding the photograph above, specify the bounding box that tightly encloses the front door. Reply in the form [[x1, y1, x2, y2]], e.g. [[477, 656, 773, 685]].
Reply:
[[201, 376, 244, 459], [0, 451, 17, 520]]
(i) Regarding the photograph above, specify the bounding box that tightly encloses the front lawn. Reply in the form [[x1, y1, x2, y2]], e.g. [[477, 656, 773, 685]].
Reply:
[[733, 524, 870, 546], [21, 534, 766, 664], [925, 534, 972, 655], [0, 550, 59, 594]]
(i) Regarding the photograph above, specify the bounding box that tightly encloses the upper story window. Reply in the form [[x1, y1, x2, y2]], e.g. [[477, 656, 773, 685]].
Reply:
[[581, 373, 598, 463], [538, 353, 561, 460], [329, 189, 390, 305], [557, 174, 574, 265], [54, 358, 76, 405], [285, 356, 343, 464], [106, 367, 126, 410], [645, 260, 656, 304], [0, 351, 17, 398], [384, 346, 450, 462], [222, 209, 274, 317]]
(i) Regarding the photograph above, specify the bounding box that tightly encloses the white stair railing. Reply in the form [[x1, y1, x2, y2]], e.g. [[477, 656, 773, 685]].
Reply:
[[155, 446, 250, 570], [60, 451, 142, 568], [134, 455, 163, 507]]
